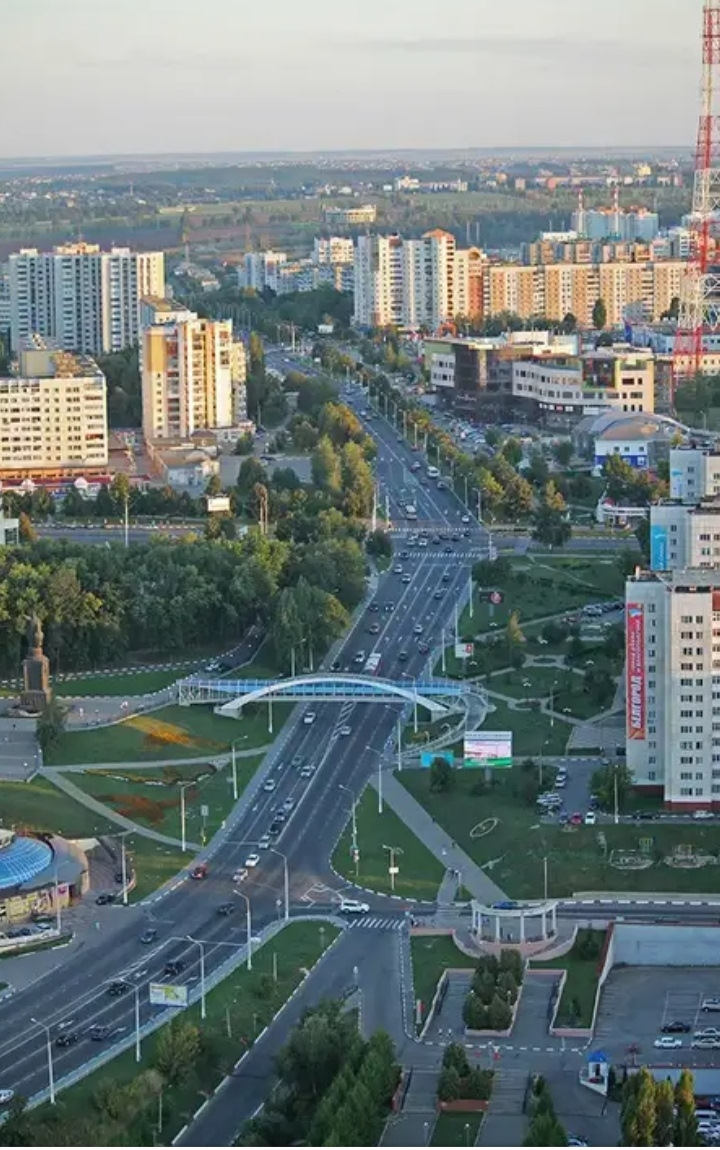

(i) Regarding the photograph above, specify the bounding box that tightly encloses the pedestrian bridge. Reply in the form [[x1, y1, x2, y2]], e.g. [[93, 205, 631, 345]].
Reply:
[[176, 673, 466, 717]]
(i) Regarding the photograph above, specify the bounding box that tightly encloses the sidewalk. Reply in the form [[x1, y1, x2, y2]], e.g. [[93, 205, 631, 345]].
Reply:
[[51, 746, 268, 772], [372, 772, 507, 904], [43, 769, 200, 849]]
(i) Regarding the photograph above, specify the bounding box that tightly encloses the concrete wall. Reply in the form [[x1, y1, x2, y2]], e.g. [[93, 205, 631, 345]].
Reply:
[[613, 923, 720, 965]]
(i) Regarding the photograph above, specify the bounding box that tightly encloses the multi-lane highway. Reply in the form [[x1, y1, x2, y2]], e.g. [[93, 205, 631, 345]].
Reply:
[[0, 383, 491, 1102]]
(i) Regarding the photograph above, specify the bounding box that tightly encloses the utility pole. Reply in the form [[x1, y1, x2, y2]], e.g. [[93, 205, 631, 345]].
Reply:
[[614, 765, 619, 826], [396, 716, 403, 773], [372, 485, 378, 533], [383, 844, 403, 893]]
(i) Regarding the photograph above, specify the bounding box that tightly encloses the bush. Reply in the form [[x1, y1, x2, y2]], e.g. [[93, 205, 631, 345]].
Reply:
[[442, 1043, 470, 1077], [465, 1067, 494, 1101], [437, 1066, 462, 1102]]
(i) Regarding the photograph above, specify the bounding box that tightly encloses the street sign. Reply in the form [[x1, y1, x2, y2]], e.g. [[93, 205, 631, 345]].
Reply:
[[388, 866, 399, 875], [200, 804, 209, 818]]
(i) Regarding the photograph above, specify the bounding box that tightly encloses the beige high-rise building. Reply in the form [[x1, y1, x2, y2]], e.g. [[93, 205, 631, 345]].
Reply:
[[141, 306, 234, 442], [0, 339, 107, 478]]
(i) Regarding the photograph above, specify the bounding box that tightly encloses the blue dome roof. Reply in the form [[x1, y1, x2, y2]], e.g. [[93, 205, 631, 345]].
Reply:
[[0, 833, 53, 889]]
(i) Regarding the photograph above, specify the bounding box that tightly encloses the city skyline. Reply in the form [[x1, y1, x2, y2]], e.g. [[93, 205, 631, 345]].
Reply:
[[0, 0, 701, 157]]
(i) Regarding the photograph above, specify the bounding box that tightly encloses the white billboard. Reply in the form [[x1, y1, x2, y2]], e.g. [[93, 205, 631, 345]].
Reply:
[[463, 730, 513, 769], [455, 642, 473, 659], [207, 496, 231, 514], [149, 982, 188, 1007]]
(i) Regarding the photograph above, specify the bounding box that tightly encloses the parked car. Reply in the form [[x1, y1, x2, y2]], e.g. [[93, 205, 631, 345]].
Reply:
[[661, 1021, 691, 1033], [654, 1036, 683, 1049]]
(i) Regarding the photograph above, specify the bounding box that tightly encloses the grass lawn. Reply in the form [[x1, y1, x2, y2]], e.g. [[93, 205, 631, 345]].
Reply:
[[127, 839, 190, 901], [491, 666, 572, 701], [484, 699, 571, 757], [74, 756, 264, 842], [53, 668, 187, 698], [45, 703, 283, 766], [410, 934, 477, 1016], [25, 921, 340, 1147], [332, 786, 445, 900], [398, 768, 720, 899], [530, 929, 607, 1027], [0, 933, 73, 959], [430, 1112, 483, 1147]]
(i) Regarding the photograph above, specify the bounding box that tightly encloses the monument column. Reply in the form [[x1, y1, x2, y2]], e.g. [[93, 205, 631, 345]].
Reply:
[[20, 614, 52, 714]]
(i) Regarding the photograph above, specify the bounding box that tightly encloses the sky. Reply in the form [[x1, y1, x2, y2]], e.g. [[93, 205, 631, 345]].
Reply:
[[0, 0, 704, 157]]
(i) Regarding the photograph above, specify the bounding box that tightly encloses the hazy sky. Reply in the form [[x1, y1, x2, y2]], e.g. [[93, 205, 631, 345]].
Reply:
[[0, 0, 703, 156]]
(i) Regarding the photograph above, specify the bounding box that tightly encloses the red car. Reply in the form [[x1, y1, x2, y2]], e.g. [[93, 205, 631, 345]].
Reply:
[[569, 812, 583, 826], [190, 863, 208, 880]]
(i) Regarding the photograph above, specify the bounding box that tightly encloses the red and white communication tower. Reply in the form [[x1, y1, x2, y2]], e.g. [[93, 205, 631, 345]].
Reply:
[[673, 0, 720, 388]]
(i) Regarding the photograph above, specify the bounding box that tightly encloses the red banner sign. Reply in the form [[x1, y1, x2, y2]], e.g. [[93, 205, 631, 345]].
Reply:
[[626, 603, 645, 740]]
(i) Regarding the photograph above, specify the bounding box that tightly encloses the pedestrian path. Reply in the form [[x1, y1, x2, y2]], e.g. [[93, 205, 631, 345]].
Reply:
[[373, 771, 508, 904], [53, 746, 269, 772]]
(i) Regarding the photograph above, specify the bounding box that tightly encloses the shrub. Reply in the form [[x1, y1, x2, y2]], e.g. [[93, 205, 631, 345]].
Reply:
[[437, 1066, 462, 1102]]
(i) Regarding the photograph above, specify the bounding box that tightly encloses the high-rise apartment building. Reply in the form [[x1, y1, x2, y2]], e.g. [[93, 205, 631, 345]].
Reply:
[[625, 568, 720, 809], [313, 237, 354, 266], [649, 501, 720, 571], [8, 244, 165, 355], [239, 251, 288, 293], [0, 339, 107, 478], [141, 304, 240, 442], [353, 234, 406, 328]]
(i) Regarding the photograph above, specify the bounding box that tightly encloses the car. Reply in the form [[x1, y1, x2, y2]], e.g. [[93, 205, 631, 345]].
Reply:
[[401, 574, 412, 584], [369, 601, 379, 612], [702, 998, 720, 1012], [399, 551, 409, 560], [258, 834, 272, 850], [492, 900, 519, 910], [88, 1025, 113, 1042], [95, 893, 114, 905], [398, 651, 409, 663], [695, 1027, 720, 1039], [384, 602, 395, 612], [330, 659, 341, 671], [418, 642, 430, 655], [694, 809, 714, 820], [443, 545, 453, 554], [339, 898, 370, 914], [114, 870, 124, 883], [353, 651, 366, 664], [570, 812, 583, 826], [262, 778, 277, 792], [140, 928, 158, 944], [55, 1032, 80, 1048], [300, 765, 316, 778], [393, 564, 403, 574], [632, 810, 655, 821], [291, 753, 303, 768], [433, 590, 443, 600], [662, 1021, 691, 1033], [567, 1139, 588, 1148], [462, 512, 472, 525], [233, 869, 249, 883], [368, 622, 380, 634], [164, 960, 185, 976], [339, 725, 352, 736], [269, 819, 283, 835], [107, 980, 129, 997], [282, 798, 295, 813], [413, 624, 424, 635], [441, 573, 450, 583], [303, 712, 316, 725], [431, 536, 441, 545], [190, 863, 208, 880], [692, 1037, 720, 1048], [216, 902, 235, 916], [654, 1035, 683, 1048], [584, 811, 596, 826], [274, 807, 288, 821], [245, 853, 260, 868]]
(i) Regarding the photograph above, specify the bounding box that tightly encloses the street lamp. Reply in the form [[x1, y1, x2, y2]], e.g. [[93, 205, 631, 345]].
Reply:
[[233, 889, 253, 970], [268, 847, 290, 921], [31, 1017, 55, 1104], [339, 784, 359, 875], [230, 739, 241, 801], [383, 844, 404, 893], [186, 936, 207, 1020], [117, 829, 132, 906], [178, 780, 193, 853]]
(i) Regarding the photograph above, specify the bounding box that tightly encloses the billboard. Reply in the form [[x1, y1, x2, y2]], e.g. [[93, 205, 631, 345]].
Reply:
[[420, 749, 455, 769], [626, 603, 646, 740], [149, 982, 188, 1008], [455, 642, 473, 659], [207, 496, 231, 514], [650, 525, 668, 571], [463, 731, 513, 769]]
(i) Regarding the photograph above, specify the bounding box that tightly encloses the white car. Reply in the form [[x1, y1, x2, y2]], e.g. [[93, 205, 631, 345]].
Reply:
[[262, 778, 277, 792], [654, 1036, 682, 1049], [303, 712, 316, 725], [300, 764, 316, 778], [339, 725, 352, 736], [584, 811, 597, 826], [258, 834, 272, 850], [693, 809, 714, 820], [339, 898, 370, 915], [0, 1090, 14, 1105], [245, 853, 260, 868], [233, 869, 248, 884], [461, 514, 470, 524]]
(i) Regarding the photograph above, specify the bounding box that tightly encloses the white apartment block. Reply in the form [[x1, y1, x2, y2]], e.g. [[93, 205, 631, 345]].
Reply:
[[239, 251, 287, 292], [8, 244, 165, 355], [141, 308, 235, 441], [512, 348, 655, 417], [650, 503, 720, 570], [353, 234, 405, 328], [313, 237, 354, 265], [669, 446, 720, 502], [0, 265, 10, 339], [626, 569, 720, 808], [0, 343, 107, 477]]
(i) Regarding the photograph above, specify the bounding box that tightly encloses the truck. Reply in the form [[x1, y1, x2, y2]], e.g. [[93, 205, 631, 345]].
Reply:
[[405, 503, 417, 520], [364, 652, 381, 674]]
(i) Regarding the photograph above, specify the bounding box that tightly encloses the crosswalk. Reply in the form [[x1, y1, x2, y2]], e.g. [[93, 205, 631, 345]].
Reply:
[[344, 915, 405, 931]]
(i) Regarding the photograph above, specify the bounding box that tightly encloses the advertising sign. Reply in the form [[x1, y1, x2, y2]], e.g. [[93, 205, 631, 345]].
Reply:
[[206, 496, 231, 514], [626, 603, 646, 741], [463, 731, 513, 769], [650, 525, 668, 571], [670, 468, 684, 500], [488, 591, 503, 605], [420, 749, 455, 770], [149, 982, 188, 1008], [454, 642, 473, 659]]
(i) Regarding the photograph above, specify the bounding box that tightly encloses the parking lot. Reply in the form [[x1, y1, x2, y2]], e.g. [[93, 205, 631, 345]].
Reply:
[[594, 967, 720, 1066]]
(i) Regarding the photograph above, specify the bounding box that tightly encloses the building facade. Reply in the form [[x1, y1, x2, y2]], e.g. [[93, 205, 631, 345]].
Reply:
[[512, 347, 655, 419], [0, 343, 107, 478], [625, 569, 720, 809], [650, 502, 720, 571], [8, 244, 165, 355], [669, 446, 720, 502]]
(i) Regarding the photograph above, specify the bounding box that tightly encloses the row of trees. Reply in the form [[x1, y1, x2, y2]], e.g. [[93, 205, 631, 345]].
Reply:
[[243, 1000, 399, 1147], [621, 1067, 697, 1146], [437, 1043, 494, 1103], [462, 950, 524, 1032], [523, 1076, 568, 1147]]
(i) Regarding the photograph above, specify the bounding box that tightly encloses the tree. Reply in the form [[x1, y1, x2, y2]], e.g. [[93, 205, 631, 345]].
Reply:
[[654, 1078, 675, 1147], [501, 473, 534, 521], [437, 1065, 462, 1102], [552, 441, 573, 467], [524, 450, 549, 489], [533, 481, 571, 549], [234, 432, 254, 456], [560, 312, 577, 333], [625, 1067, 658, 1147], [37, 697, 67, 753], [18, 512, 37, 543], [311, 436, 342, 494], [0, 1095, 33, 1146], [591, 763, 633, 813], [501, 437, 523, 468], [153, 1019, 201, 1085], [674, 1068, 698, 1147], [429, 756, 454, 793], [109, 471, 131, 511], [592, 297, 608, 330], [506, 610, 525, 652], [366, 529, 391, 561], [205, 473, 223, 497]]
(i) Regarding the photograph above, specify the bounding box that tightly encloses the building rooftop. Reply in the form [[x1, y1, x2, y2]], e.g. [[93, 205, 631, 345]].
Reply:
[[578, 411, 685, 441], [629, 567, 720, 589]]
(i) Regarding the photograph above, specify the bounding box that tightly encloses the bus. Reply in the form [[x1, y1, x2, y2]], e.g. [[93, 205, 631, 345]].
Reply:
[[405, 503, 417, 520], [427, 466, 440, 479], [364, 652, 381, 674]]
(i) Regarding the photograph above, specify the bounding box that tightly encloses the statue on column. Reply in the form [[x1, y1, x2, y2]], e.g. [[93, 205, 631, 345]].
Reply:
[[27, 613, 44, 655], [21, 612, 52, 713]]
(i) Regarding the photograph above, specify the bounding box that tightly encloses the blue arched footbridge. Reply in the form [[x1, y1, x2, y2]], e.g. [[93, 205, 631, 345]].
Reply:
[[176, 673, 466, 717]]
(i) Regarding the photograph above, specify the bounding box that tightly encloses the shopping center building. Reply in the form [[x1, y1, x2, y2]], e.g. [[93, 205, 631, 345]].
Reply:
[[0, 828, 89, 924]]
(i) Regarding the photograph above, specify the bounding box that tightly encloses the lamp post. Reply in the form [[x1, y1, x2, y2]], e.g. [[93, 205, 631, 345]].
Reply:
[[269, 847, 290, 921], [179, 780, 193, 853], [383, 844, 404, 893], [186, 936, 207, 1019], [31, 1017, 55, 1104], [117, 829, 132, 906], [339, 784, 359, 873], [234, 889, 253, 970], [396, 716, 403, 773], [230, 740, 240, 801]]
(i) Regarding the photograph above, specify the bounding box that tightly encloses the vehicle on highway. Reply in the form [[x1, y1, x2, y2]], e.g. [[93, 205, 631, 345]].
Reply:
[[300, 764, 316, 778], [55, 1032, 80, 1048], [570, 812, 583, 825], [442, 573, 450, 582], [282, 798, 296, 813], [413, 624, 424, 635], [369, 602, 379, 612], [353, 651, 366, 665], [384, 602, 395, 611], [584, 811, 596, 825], [654, 1035, 683, 1048], [303, 712, 316, 725], [140, 928, 158, 944], [702, 998, 720, 1012], [107, 980, 129, 997], [368, 622, 380, 634], [418, 537, 428, 548], [331, 659, 341, 671], [398, 651, 409, 662], [443, 545, 453, 554], [89, 1025, 113, 1042], [0, 1091, 14, 1106], [393, 564, 403, 575], [364, 653, 381, 674], [461, 514, 470, 523], [433, 590, 443, 600], [245, 853, 260, 868], [269, 818, 283, 835], [339, 725, 352, 736], [216, 903, 235, 916], [258, 834, 272, 849], [291, 754, 303, 768], [661, 1020, 691, 1033], [401, 573, 411, 584], [233, 869, 248, 883], [427, 466, 439, 479], [190, 863, 208, 880], [418, 642, 430, 654], [164, 960, 185, 976], [339, 898, 370, 914], [492, 900, 518, 910], [262, 778, 277, 792]]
